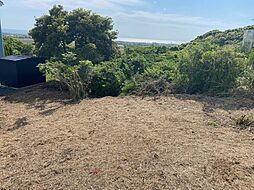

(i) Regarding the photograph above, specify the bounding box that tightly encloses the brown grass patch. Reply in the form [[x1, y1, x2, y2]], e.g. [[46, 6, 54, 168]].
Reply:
[[0, 85, 254, 189]]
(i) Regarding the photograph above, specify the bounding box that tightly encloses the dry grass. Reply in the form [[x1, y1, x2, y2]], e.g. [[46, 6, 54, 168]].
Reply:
[[235, 115, 254, 132], [0, 85, 254, 190]]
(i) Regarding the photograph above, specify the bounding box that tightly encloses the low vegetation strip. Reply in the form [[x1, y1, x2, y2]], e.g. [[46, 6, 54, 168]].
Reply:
[[0, 86, 253, 189]]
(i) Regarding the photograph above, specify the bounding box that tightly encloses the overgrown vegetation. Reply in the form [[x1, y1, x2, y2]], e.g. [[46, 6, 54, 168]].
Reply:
[[39, 53, 93, 100], [3, 36, 33, 56], [30, 5, 254, 99], [177, 43, 249, 94]]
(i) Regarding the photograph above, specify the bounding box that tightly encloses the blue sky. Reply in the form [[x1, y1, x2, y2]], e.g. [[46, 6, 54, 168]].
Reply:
[[1, 0, 254, 43]]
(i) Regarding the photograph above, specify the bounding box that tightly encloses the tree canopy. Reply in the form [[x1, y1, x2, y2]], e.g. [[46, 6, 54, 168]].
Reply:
[[29, 5, 118, 63]]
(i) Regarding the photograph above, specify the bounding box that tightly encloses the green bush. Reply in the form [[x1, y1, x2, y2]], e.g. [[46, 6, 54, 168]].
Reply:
[[143, 60, 178, 82], [38, 40, 254, 99], [177, 43, 248, 94], [119, 53, 147, 79], [121, 58, 178, 95], [236, 50, 254, 90], [90, 66, 121, 97], [39, 53, 94, 100], [236, 68, 254, 91], [30, 5, 119, 62]]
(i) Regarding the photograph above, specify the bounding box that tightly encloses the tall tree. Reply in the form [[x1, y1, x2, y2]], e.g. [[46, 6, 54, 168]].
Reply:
[[29, 5, 118, 63], [29, 5, 68, 58], [66, 8, 118, 62]]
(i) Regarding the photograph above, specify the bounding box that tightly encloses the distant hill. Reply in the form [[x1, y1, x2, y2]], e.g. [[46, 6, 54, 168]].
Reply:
[[178, 25, 254, 49]]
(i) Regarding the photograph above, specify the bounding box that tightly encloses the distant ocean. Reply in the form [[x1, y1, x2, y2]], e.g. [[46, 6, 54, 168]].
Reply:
[[3, 28, 28, 35], [118, 37, 184, 44], [2, 29, 184, 44]]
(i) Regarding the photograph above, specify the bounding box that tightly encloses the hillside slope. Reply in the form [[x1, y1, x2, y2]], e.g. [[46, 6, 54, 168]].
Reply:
[[178, 25, 254, 49], [0, 85, 254, 189]]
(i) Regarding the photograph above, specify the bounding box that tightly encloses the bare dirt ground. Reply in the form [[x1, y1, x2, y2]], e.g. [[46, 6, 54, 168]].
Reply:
[[0, 85, 254, 190]]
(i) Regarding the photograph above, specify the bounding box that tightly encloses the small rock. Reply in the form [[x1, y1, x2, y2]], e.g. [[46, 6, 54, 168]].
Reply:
[[154, 153, 159, 159]]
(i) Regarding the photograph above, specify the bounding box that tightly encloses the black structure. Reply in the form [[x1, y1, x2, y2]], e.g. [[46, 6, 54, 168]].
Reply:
[[0, 55, 45, 88]]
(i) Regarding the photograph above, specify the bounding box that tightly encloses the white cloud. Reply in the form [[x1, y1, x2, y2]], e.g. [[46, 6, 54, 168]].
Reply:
[[20, 0, 229, 29], [113, 11, 230, 29], [22, 0, 144, 10], [112, 11, 235, 42], [18, 0, 235, 42]]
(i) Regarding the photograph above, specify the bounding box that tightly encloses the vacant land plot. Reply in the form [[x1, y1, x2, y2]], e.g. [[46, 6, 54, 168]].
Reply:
[[0, 85, 254, 190]]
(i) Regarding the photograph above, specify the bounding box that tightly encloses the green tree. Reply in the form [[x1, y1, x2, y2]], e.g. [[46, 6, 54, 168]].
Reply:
[[30, 5, 118, 63], [66, 8, 118, 63], [29, 5, 68, 58]]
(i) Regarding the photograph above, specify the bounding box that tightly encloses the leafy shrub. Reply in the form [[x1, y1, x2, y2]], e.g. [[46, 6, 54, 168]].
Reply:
[[90, 66, 121, 97], [119, 53, 147, 79], [121, 78, 137, 95], [39, 53, 93, 100], [236, 67, 254, 91], [143, 60, 178, 82], [177, 43, 248, 94]]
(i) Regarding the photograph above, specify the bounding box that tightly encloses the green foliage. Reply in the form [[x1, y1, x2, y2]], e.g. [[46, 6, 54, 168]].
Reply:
[[236, 50, 254, 90], [236, 70, 254, 91], [90, 65, 121, 97], [121, 78, 137, 95], [143, 60, 178, 81], [119, 53, 147, 79], [207, 121, 219, 127], [39, 53, 93, 100], [29, 5, 68, 58], [180, 25, 254, 49], [3, 36, 34, 56], [177, 43, 248, 94], [34, 7, 254, 98], [30, 5, 118, 63], [119, 50, 179, 95], [40, 41, 254, 98], [248, 49, 254, 67], [67, 8, 118, 62]]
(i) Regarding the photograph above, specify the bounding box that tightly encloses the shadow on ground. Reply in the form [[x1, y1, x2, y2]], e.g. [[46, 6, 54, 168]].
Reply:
[[0, 86, 17, 96], [2, 82, 74, 114], [173, 94, 254, 112], [3, 82, 254, 116]]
